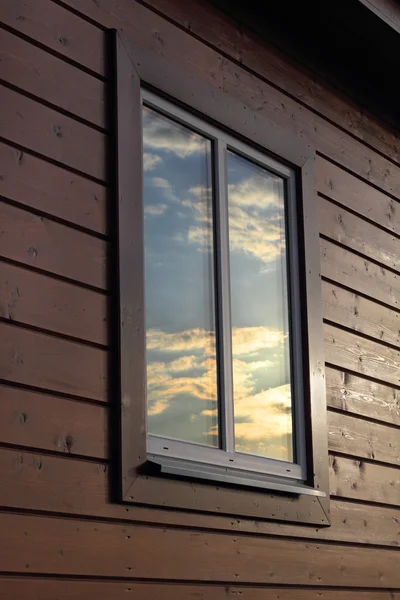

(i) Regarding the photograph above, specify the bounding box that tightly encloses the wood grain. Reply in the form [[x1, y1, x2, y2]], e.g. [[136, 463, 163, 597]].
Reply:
[[221, 61, 400, 201], [59, 0, 400, 199], [64, 0, 400, 168], [0, 28, 105, 127], [324, 323, 400, 387], [0, 579, 398, 600], [1, 0, 105, 75], [322, 281, 400, 347], [330, 454, 400, 505], [238, 22, 400, 167], [0, 385, 107, 458], [137, 0, 243, 62], [316, 157, 400, 235], [320, 239, 400, 309], [326, 367, 400, 426], [43, 0, 224, 88], [2, 0, 400, 594], [0, 202, 108, 289], [319, 196, 398, 271], [0, 323, 108, 401], [328, 410, 400, 465], [0, 86, 106, 180], [0, 261, 108, 344], [1, 511, 400, 585], [0, 143, 107, 234], [0, 448, 399, 547]]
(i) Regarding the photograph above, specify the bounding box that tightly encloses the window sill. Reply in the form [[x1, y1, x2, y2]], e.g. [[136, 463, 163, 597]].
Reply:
[[148, 455, 326, 497]]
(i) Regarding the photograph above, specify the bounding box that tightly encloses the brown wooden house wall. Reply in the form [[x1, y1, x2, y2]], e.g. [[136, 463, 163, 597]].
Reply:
[[0, 0, 399, 598]]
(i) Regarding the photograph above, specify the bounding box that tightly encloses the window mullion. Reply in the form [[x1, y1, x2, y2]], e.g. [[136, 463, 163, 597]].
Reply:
[[215, 138, 235, 455]]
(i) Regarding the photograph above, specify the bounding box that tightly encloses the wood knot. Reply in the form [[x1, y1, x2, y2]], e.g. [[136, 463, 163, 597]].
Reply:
[[33, 458, 43, 470], [64, 435, 74, 453], [53, 125, 62, 138], [18, 412, 28, 425]]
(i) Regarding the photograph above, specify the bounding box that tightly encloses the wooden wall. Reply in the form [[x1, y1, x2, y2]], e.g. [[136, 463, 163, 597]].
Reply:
[[0, 0, 399, 598]]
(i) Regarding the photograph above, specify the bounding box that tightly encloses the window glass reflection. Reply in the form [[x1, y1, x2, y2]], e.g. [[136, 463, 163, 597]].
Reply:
[[227, 151, 293, 462], [143, 106, 218, 447]]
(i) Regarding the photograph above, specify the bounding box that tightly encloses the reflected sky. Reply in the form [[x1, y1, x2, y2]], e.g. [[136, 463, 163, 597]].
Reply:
[[228, 151, 293, 462], [143, 103, 293, 462], [143, 106, 218, 447]]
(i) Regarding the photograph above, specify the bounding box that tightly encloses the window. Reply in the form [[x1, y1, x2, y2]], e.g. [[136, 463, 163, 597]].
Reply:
[[114, 31, 330, 525], [143, 91, 309, 491]]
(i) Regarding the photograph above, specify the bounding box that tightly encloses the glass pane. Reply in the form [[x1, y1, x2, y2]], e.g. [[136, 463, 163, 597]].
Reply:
[[143, 105, 218, 447], [228, 151, 293, 462]]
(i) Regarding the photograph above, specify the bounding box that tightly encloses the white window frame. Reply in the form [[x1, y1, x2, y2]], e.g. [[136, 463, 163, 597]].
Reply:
[[142, 89, 319, 495]]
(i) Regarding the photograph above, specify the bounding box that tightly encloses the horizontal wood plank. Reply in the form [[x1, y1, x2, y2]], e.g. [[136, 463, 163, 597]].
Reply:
[[322, 281, 400, 347], [324, 323, 400, 387], [319, 196, 398, 271], [145, 0, 400, 168], [321, 239, 399, 309], [328, 410, 400, 465], [2, 0, 400, 589], [1, 512, 400, 585], [222, 62, 400, 201], [0, 142, 107, 234], [0, 86, 106, 180], [0, 386, 107, 458], [326, 367, 400, 426], [0, 202, 108, 289], [0, 448, 399, 547], [0, 579, 398, 600], [239, 25, 400, 169], [0, 261, 108, 344], [316, 157, 400, 235], [0, 28, 105, 127], [1, 0, 105, 75], [58, 0, 400, 199], [330, 454, 400, 506], [135, 0, 243, 62], [39, 0, 224, 88], [0, 323, 108, 401]]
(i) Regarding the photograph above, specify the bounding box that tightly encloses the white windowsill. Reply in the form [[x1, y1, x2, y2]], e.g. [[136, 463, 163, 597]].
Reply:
[[148, 454, 326, 497]]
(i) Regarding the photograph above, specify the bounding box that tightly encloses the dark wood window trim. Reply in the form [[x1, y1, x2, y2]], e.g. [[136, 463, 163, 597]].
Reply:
[[112, 30, 330, 526]]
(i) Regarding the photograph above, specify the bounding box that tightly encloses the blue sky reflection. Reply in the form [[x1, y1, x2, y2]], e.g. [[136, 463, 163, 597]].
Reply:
[[143, 105, 293, 462], [228, 151, 293, 462], [143, 106, 218, 447]]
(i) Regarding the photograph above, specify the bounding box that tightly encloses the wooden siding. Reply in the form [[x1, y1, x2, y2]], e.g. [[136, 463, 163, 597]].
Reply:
[[0, 0, 399, 598]]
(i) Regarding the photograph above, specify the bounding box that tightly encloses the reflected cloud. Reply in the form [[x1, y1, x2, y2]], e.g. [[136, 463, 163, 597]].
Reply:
[[147, 328, 215, 354], [143, 107, 208, 158], [182, 187, 212, 225], [228, 176, 281, 209], [146, 325, 292, 460], [146, 170, 285, 264], [145, 203, 168, 216], [181, 178, 286, 263], [228, 172, 285, 264], [147, 326, 283, 357], [147, 352, 217, 415], [227, 152, 292, 460], [143, 152, 162, 171], [143, 105, 292, 458], [232, 326, 284, 355], [234, 384, 292, 452], [150, 177, 179, 203], [229, 203, 285, 263]]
